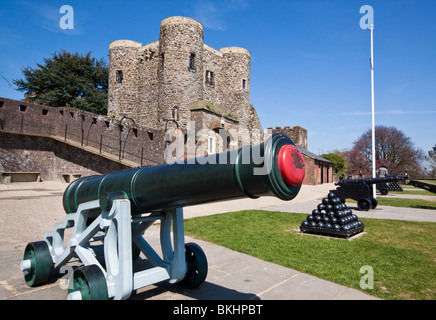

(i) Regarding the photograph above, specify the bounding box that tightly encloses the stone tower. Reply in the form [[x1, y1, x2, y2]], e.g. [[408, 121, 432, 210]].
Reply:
[[108, 40, 142, 124], [108, 16, 261, 149], [158, 17, 204, 128]]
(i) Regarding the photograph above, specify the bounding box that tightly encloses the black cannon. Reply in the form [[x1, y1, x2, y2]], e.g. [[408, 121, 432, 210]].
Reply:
[[20, 133, 305, 300], [332, 175, 407, 211]]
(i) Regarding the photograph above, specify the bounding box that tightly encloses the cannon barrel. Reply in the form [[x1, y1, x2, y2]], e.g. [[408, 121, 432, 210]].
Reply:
[[335, 175, 406, 187], [63, 133, 305, 215]]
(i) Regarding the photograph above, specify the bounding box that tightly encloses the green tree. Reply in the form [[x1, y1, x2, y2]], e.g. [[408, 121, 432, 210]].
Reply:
[[321, 152, 346, 179], [13, 50, 108, 114]]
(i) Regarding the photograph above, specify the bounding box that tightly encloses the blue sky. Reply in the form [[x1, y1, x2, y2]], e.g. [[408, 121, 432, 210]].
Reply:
[[1, 0, 435, 158]]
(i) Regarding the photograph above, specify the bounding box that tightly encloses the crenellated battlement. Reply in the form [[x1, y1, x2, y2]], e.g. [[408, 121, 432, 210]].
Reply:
[[0, 97, 165, 170], [268, 126, 308, 149]]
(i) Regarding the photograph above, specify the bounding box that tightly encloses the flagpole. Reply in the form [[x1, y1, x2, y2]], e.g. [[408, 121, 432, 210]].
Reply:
[[370, 24, 376, 199]]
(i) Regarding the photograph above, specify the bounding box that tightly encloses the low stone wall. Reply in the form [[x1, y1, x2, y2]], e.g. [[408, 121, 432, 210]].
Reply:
[[410, 180, 436, 193], [0, 132, 130, 182], [0, 97, 165, 167], [0, 97, 166, 183]]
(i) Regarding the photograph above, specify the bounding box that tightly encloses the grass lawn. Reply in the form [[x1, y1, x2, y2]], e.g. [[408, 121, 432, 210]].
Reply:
[[375, 197, 436, 210], [419, 180, 436, 185], [344, 196, 436, 210], [392, 188, 436, 197], [184, 210, 436, 300]]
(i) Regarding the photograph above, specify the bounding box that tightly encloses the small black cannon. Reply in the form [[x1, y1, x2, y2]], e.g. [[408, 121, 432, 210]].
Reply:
[[20, 133, 305, 300], [332, 175, 407, 211]]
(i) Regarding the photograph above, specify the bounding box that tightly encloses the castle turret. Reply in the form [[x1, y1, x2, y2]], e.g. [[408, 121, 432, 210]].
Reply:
[[108, 40, 142, 121], [220, 47, 251, 131], [158, 17, 204, 129]]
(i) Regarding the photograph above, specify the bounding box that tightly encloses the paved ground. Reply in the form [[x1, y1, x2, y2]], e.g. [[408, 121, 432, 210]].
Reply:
[[0, 181, 434, 300]]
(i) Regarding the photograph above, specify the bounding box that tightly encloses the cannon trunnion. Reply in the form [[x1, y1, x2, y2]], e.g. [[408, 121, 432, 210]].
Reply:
[[20, 133, 305, 300]]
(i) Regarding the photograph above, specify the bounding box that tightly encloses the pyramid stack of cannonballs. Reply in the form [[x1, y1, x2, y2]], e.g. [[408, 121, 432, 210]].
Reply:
[[386, 181, 403, 191], [300, 191, 364, 238]]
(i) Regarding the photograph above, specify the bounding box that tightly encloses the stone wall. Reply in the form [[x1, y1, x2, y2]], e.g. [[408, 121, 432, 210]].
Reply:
[[249, 105, 263, 145], [0, 132, 130, 182], [190, 102, 240, 155], [269, 126, 308, 149], [203, 44, 223, 107], [138, 41, 160, 129], [0, 97, 165, 182]]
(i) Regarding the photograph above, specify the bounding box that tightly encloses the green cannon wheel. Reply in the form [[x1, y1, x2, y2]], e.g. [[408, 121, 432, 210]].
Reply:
[[180, 243, 208, 289], [68, 265, 108, 300], [22, 241, 53, 287]]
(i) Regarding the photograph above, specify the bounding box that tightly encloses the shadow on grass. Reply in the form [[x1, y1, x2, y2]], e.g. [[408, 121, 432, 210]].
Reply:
[[411, 205, 436, 210]]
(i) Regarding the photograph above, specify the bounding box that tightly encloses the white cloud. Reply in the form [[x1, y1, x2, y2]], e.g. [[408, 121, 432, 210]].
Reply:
[[192, 0, 249, 31], [389, 81, 412, 94], [193, 1, 224, 30]]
